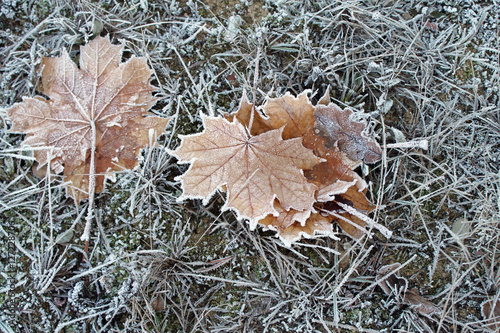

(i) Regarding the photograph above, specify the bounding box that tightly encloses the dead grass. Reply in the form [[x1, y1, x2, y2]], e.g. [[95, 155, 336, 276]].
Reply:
[[0, 0, 499, 332]]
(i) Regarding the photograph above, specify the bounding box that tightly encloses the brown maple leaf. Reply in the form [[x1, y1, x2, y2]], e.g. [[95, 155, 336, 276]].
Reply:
[[225, 91, 315, 140], [170, 115, 319, 227], [257, 129, 376, 241], [221, 92, 385, 244], [260, 91, 315, 140], [223, 91, 273, 136], [191, 91, 390, 245], [301, 126, 376, 239], [7, 36, 170, 203], [314, 103, 382, 164], [260, 208, 335, 247]]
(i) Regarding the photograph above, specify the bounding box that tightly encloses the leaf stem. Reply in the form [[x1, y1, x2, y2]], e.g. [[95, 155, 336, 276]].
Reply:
[[81, 120, 97, 243], [248, 39, 262, 135]]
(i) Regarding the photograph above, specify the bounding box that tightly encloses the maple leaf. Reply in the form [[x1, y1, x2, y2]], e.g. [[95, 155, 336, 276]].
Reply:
[[170, 115, 318, 227], [223, 91, 273, 136], [179, 91, 387, 246], [260, 91, 315, 140], [256, 128, 376, 241], [226, 91, 315, 140], [301, 127, 377, 239], [259, 206, 335, 247], [314, 103, 382, 163], [221, 92, 386, 244], [7, 36, 170, 203]]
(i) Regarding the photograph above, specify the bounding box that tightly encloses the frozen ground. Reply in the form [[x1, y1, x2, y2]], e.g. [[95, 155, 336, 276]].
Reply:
[[0, 0, 499, 332]]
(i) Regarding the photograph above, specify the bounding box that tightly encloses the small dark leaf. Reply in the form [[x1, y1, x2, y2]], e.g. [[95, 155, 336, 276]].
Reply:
[[314, 103, 382, 163], [377, 263, 441, 315]]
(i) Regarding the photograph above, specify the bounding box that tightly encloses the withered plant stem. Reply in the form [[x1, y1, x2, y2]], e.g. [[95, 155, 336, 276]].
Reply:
[[248, 42, 262, 135]]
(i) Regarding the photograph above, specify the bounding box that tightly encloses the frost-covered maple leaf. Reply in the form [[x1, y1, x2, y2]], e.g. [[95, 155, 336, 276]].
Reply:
[[225, 91, 315, 140], [170, 115, 318, 228], [260, 91, 315, 140], [314, 103, 382, 163], [259, 203, 335, 247], [220, 92, 386, 244], [7, 36, 170, 202], [176, 91, 387, 246]]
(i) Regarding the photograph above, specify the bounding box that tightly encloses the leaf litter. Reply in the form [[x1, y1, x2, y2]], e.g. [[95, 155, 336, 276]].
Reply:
[[174, 90, 387, 246]]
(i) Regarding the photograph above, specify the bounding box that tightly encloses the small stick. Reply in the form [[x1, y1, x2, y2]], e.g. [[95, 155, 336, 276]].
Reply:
[[383, 139, 429, 150]]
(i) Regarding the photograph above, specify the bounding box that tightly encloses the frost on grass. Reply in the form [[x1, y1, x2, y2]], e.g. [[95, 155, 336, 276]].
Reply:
[[1, 0, 500, 332]]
